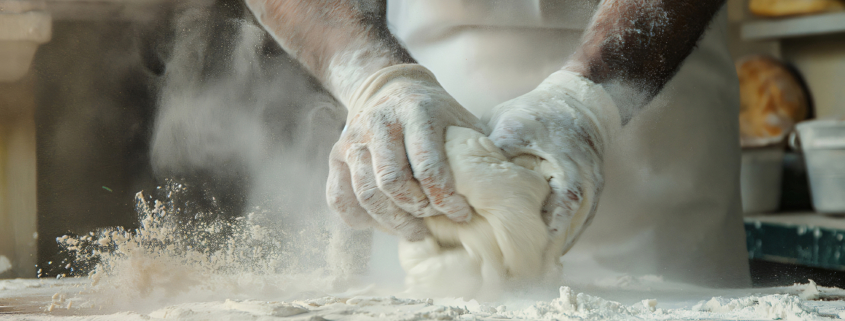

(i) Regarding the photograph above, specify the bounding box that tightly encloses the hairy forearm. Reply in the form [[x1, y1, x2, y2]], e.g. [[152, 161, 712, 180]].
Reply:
[[245, 0, 414, 104], [564, 0, 725, 119]]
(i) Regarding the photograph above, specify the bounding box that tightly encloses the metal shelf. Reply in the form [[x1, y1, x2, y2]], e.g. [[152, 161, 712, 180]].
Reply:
[[742, 12, 845, 40], [745, 213, 845, 271]]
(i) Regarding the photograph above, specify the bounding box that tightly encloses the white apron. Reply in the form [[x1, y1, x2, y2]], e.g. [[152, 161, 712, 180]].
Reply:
[[386, 0, 751, 287]]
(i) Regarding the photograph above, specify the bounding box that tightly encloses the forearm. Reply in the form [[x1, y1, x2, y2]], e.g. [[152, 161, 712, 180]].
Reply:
[[245, 0, 414, 104], [564, 0, 725, 120]]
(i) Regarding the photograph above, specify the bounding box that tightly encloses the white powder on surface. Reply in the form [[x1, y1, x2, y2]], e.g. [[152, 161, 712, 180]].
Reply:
[[2, 176, 842, 321], [47, 184, 355, 315], [3, 280, 844, 320], [0, 278, 44, 291], [801, 279, 822, 300]]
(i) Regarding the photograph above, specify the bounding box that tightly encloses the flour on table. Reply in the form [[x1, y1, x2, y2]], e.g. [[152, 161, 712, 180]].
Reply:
[[5, 279, 841, 321], [398, 126, 556, 299]]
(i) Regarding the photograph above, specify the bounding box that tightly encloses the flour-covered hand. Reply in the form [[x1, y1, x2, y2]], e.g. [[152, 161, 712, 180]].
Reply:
[[483, 70, 622, 256], [327, 64, 484, 241]]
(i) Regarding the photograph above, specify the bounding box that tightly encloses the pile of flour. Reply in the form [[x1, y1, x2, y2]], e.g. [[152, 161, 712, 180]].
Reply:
[[32, 181, 843, 320], [53, 183, 353, 314], [4, 278, 844, 320]]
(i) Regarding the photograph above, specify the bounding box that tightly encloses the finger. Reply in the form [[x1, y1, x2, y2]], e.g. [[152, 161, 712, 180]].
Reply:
[[370, 123, 440, 218], [405, 123, 473, 222], [347, 144, 429, 241], [544, 169, 602, 247], [547, 177, 603, 256], [327, 143, 377, 229], [543, 175, 581, 237]]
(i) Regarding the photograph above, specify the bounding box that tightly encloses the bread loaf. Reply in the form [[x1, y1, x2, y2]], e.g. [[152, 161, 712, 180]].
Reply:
[[750, 0, 845, 17], [736, 55, 809, 147]]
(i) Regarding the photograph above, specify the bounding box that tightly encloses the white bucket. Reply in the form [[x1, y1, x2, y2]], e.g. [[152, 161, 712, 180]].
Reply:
[[740, 147, 784, 214], [790, 119, 845, 213]]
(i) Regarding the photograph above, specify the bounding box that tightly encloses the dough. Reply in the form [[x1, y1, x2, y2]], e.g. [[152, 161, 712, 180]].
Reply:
[[398, 127, 552, 299]]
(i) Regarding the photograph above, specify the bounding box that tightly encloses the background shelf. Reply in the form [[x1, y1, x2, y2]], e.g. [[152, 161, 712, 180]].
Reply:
[[745, 213, 845, 271], [742, 12, 845, 40]]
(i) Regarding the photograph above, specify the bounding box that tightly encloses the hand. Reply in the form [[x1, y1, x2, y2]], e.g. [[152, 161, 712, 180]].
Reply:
[[483, 70, 622, 256], [327, 64, 485, 241]]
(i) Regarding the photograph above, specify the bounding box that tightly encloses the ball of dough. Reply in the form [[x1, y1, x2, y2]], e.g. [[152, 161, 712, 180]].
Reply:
[[398, 127, 552, 299]]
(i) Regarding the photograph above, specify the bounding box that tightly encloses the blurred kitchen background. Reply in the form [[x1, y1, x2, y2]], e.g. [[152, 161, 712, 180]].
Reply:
[[1, 0, 845, 287]]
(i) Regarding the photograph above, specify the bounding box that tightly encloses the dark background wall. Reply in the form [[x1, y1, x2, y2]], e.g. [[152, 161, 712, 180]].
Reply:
[[34, 19, 158, 275], [31, 0, 344, 276]]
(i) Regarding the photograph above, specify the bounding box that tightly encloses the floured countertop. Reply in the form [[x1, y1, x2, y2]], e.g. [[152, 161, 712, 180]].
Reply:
[[4, 191, 844, 320], [3, 277, 845, 320]]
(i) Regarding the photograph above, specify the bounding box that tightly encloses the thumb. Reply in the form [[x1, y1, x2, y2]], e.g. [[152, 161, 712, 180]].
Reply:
[[543, 174, 583, 237], [544, 171, 604, 256]]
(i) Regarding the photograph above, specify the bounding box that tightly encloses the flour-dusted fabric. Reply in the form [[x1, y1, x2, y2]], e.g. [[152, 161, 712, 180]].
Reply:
[[387, 0, 750, 287]]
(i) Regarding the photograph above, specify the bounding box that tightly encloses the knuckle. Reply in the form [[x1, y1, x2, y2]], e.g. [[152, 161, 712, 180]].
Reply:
[[375, 165, 407, 189], [354, 184, 378, 205], [412, 157, 445, 184], [326, 191, 354, 214], [338, 212, 372, 229], [414, 167, 450, 205], [424, 187, 455, 209], [376, 168, 413, 201], [344, 144, 368, 161], [329, 141, 347, 161], [325, 179, 348, 211], [377, 120, 404, 141], [412, 156, 445, 181]]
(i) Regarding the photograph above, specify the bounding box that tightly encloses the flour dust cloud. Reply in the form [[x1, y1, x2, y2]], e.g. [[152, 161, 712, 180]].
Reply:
[[53, 4, 374, 313]]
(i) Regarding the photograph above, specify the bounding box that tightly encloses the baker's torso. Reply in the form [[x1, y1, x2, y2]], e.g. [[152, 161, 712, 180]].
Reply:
[[387, 0, 750, 287]]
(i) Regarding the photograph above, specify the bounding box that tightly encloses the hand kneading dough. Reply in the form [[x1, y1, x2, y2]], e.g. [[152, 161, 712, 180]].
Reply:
[[398, 126, 552, 299]]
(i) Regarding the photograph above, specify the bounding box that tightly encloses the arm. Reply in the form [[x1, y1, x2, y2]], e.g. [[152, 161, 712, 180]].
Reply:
[[245, 0, 411, 104], [246, 0, 483, 241], [486, 1, 727, 255], [564, 0, 726, 122]]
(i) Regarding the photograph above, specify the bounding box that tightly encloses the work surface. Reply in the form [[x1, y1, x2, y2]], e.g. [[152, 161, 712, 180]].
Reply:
[[4, 202, 844, 320], [3, 277, 845, 320]]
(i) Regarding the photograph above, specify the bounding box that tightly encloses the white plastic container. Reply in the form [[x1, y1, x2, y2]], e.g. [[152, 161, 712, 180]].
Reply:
[[790, 119, 845, 213], [740, 147, 784, 214]]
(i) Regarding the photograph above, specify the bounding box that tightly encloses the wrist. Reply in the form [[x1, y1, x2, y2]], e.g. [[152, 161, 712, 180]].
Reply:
[[326, 43, 416, 107], [540, 70, 622, 144], [344, 63, 439, 116]]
